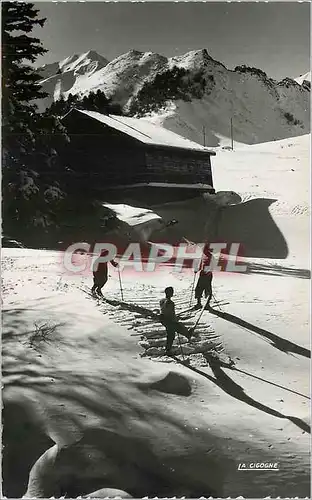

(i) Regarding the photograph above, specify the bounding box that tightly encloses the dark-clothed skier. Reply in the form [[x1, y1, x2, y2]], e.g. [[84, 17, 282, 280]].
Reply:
[[91, 250, 118, 297], [159, 286, 192, 355], [194, 251, 213, 309]]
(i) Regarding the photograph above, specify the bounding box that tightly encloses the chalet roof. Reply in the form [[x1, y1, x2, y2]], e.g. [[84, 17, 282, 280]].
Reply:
[[72, 109, 216, 155]]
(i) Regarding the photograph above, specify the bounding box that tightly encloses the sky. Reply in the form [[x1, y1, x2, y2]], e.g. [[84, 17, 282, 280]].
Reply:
[[32, 2, 311, 81]]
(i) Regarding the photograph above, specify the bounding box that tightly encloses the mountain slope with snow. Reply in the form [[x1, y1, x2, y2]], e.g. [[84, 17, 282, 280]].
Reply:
[[39, 49, 167, 109], [38, 49, 310, 146], [39, 50, 110, 103], [143, 57, 310, 147]]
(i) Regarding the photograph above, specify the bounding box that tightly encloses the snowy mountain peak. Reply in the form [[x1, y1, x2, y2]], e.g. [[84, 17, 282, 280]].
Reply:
[[111, 49, 167, 66], [59, 50, 109, 74], [127, 48, 145, 57], [169, 48, 225, 71], [38, 50, 109, 82], [85, 49, 105, 58], [114, 49, 156, 64], [187, 48, 213, 61]]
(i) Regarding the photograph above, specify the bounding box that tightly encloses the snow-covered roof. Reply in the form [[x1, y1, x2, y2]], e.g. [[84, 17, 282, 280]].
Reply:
[[103, 203, 161, 226], [73, 109, 215, 154]]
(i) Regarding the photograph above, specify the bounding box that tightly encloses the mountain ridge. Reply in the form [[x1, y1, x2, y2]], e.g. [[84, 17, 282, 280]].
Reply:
[[37, 48, 310, 147]]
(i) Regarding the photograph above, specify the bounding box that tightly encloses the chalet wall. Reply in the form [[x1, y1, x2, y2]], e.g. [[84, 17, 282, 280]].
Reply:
[[63, 112, 146, 186], [144, 149, 213, 185]]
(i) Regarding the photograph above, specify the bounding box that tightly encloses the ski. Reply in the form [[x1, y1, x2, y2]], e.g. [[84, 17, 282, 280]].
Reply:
[[80, 286, 102, 300], [177, 304, 198, 318], [171, 354, 191, 366], [211, 301, 229, 308]]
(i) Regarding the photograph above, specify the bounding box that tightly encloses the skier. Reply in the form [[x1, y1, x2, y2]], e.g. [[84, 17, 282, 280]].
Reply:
[[194, 249, 213, 310], [159, 286, 192, 355], [91, 249, 118, 297]]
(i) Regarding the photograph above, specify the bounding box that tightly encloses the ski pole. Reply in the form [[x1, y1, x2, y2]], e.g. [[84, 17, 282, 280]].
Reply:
[[176, 332, 186, 362], [212, 292, 222, 312], [189, 271, 196, 308], [189, 295, 208, 335], [117, 266, 124, 301]]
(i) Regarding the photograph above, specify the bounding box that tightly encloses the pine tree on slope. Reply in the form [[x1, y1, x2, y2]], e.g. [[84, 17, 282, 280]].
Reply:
[[2, 1, 47, 155], [2, 2, 67, 237]]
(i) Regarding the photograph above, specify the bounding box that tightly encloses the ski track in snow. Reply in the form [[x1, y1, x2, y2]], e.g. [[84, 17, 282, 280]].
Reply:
[[2, 255, 227, 368], [80, 286, 226, 364]]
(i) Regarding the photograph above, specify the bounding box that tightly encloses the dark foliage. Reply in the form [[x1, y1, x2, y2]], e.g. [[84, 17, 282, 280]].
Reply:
[[234, 65, 269, 80], [47, 89, 123, 117], [2, 2, 69, 239], [128, 66, 209, 116], [283, 112, 301, 126]]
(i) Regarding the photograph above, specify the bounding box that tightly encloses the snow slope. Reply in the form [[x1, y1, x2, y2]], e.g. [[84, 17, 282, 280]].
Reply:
[[38, 49, 310, 146], [211, 134, 310, 264], [2, 135, 310, 497], [145, 66, 310, 147]]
